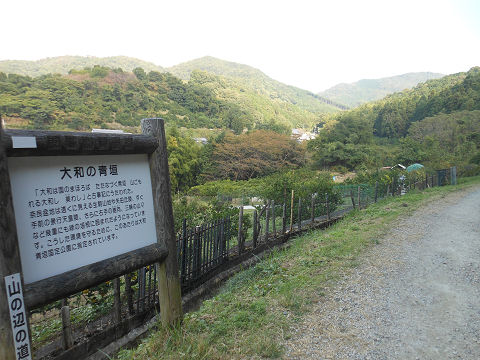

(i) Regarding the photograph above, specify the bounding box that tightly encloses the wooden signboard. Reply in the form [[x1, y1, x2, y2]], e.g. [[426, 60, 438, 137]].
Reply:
[[0, 118, 182, 360]]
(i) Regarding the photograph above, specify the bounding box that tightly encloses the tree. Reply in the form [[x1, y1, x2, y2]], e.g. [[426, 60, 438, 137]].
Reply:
[[206, 130, 305, 181], [133, 67, 146, 81], [166, 127, 202, 193]]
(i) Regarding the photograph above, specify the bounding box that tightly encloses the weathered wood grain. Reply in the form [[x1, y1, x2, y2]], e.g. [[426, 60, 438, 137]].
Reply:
[[141, 118, 183, 325], [61, 305, 74, 350], [113, 278, 121, 324], [24, 243, 168, 309], [4, 129, 158, 157], [0, 126, 24, 360]]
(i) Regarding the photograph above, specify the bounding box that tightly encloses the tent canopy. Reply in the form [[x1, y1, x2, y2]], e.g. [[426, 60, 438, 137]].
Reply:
[[406, 163, 424, 172]]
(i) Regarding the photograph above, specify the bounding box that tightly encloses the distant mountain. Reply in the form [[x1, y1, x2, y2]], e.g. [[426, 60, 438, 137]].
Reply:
[[0, 56, 164, 77], [319, 72, 445, 108], [168, 56, 345, 114]]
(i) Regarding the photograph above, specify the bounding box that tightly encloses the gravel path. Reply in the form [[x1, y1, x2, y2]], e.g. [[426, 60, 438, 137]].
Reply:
[[283, 186, 480, 359]]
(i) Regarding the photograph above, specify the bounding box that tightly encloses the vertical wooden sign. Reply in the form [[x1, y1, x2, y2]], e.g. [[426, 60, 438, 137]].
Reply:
[[0, 127, 25, 360], [141, 118, 183, 325]]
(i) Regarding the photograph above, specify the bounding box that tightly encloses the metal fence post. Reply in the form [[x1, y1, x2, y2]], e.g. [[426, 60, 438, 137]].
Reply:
[[181, 219, 187, 283], [238, 206, 244, 254], [272, 200, 276, 237], [357, 186, 361, 209], [265, 200, 270, 240], [298, 198, 302, 230], [290, 190, 294, 232], [311, 194, 315, 223], [253, 210, 258, 248], [326, 193, 330, 220]]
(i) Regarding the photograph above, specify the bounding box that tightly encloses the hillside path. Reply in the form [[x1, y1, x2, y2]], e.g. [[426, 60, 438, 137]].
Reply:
[[283, 186, 480, 359]]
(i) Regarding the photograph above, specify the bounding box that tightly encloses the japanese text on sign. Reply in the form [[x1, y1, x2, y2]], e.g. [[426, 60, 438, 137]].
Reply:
[[5, 273, 32, 360], [8, 154, 157, 284]]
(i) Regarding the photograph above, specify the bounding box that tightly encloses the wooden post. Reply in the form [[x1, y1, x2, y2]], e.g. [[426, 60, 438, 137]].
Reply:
[[326, 193, 330, 220], [357, 186, 361, 209], [374, 181, 378, 203], [238, 206, 244, 254], [350, 189, 356, 209], [147, 265, 153, 307], [61, 303, 74, 350], [253, 210, 258, 248], [282, 203, 287, 234], [137, 267, 146, 313], [113, 278, 121, 324], [265, 200, 270, 240], [125, 273, 134, 315], [0, 127, 25, 360], [298, 198, 302, 230], [311, 194, 315, 223], [271, 200, 276, 237], [290, 190, 294, 232], [141, 118, 182, 325]]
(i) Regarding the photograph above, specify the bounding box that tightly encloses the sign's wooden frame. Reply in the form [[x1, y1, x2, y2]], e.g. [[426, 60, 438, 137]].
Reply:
[[0, 118, 182, 360]]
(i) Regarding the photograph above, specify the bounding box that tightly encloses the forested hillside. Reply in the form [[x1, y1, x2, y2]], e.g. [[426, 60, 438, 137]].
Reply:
[[168, 56, 346, 114], [0, 56, 164, 77], [309, 67, 480, 171], [319, 72, 444, 107], [3, 56, 479, 194], [0, 65, 322, 132]]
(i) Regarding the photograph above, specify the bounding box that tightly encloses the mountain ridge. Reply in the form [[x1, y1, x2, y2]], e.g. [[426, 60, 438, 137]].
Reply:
[[0, 55, 164, 77], [1, 55, 445, 113], [319, 72, 445, 107], [0, 55, 345, 115], [167, 56, 345, 113]]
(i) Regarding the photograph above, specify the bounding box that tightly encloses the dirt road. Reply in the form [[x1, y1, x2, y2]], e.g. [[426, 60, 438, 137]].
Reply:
[[283, 187, 480, 359]]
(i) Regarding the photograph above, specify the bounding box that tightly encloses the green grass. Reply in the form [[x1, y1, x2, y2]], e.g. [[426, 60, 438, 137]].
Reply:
[[116, 177, 480, 359]]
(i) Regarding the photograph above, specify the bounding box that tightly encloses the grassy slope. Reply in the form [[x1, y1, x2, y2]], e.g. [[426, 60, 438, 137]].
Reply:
[[117, 177, 480, 359]]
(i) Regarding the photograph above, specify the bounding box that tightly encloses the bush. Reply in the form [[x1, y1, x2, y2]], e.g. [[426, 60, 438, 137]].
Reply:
[[172, 195, 251, 236]]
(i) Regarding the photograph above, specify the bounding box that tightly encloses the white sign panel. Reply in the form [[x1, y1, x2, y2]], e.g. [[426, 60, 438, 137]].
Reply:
[[8, 154, 157, 284], [11, 136, 37, 149], [5, 273, 32, 360]]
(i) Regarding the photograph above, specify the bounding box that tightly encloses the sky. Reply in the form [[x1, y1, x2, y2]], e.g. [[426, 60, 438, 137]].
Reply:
[[2, 0, 480, 92]]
